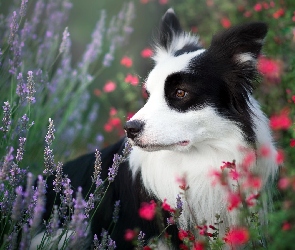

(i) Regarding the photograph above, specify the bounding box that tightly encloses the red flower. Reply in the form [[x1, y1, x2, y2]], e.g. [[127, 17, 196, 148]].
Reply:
[[276, 150, 284, 165], [242, 151, 255, 168], [278, 177, 289, 190], [193, 241, 205, 250], [126, 112, 135, 121], [143, 247, 152, 250], [257, 57, 281, 82], [246, 193, 260, 206], [104, 123, 113, 132], [141, 48, 153, 58], [273, 8, 285, 19], [220, 17, 231, 28], [109, 107, 117, 116], [259, 145, 271, 157], [120, 56, 133, 68], [270, 111, 292, 130], [290, 139, 295, 147], [124, 229, 136, 241], [139, 200, 156, 220], [282, 222, 292, 231], [224, 227, 249, 246], [103, 81, 116, 93], [254, 3, 262, 12], [178, 229, 195, 241], [227, 192, 241, 211], [125, 74, 139, 86], [159, 0, 168, 5], [93, 88, 102, 96], [229, 169, 240, 181], [245, 175, 262, 190], [179, 244, 189, 250], [162, 199, 175, 213]]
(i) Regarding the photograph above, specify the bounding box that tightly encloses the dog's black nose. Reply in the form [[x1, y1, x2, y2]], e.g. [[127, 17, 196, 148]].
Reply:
[[124, 120, 144, 140]]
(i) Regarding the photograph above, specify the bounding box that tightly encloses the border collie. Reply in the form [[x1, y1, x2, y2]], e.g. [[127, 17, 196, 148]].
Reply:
[[34, 8, 278, 250]]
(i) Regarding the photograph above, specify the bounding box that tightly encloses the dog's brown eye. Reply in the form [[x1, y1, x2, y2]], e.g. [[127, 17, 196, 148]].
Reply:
[[175, 89, 187, 98]]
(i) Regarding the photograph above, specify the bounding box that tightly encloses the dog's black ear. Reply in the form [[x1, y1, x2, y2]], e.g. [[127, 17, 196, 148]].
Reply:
[[209, 22, 267, 63], [158, 8, 184, 50]]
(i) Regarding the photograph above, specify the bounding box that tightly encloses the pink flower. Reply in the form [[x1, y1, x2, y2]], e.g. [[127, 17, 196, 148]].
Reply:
[[120, 56, 133, 68], [246, 193, 260, 206], [141, 48, 153, 58], [290, 139, 295, 147], [162, 199, 175, 213], [224, 227, 249, 246], [93, 89, 101, 97], [220, 17, 231, 28], [124, 229, 136, 241], [273, 8, 285, 19], [282, 222, 292, 231], [193, 241, 205, 250], [103, 81, 116, 92], [276, 150, 284, 165], [278, 177, 290, 190], [104, 123, 113, 132], [109, 107, 117, 116], [259, 145, 271, 157], [159, 0, 168, 4], [270, 111, 292, 130], [257, 57, 281, 82], [227, 192, 241, 211], [254, 3, 262, 12], [125, 74, 139, 86], [139, 200, 156, 220]]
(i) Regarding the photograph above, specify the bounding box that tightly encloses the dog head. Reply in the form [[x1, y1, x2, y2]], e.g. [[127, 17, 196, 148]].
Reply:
[[125, 9, 267, 152]]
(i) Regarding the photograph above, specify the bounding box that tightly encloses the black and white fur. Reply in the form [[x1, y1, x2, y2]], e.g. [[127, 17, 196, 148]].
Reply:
[[33, 9, 277, 250]]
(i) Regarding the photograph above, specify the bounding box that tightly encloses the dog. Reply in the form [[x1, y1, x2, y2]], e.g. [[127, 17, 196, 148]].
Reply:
[[34, 8, 278, 250]]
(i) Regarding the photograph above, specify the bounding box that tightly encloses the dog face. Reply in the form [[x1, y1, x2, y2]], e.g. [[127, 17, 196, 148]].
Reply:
[[125, 9, 267, 152]]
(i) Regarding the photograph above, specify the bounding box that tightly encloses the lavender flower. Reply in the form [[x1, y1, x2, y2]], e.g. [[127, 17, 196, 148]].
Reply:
[[69, 187, 87, 249], [30, 175, 46, 230], [176, 194, 183, 217], [93, 234, 99, 250], [8, 11, 19, 45], [6, 229, 18, 250], [11, 186, 24, 221], [47, 205, 60, 236], [19, 224, 30, 250], [0, 147, 14, 180], [137, 231, 145, 248], [85, 193, 95, 218], [20, 0, 29, 17], [92, 149, 102, 184], [60, 177, 73, 221], [108, 140, 132, 182], [43, 118, 56, 175], [59, 27, 70, 53], [97, 229, 116, 250], [53, 162, 63, 193], [80, 10, 106, 71], [23, 172, 34, 210], [16, 73, 28, 102], [31, 0, 45, 34], [16, 137, 26, 162], [26, 71, 36, 103], [9, 162, 23, 187], [112, 200, 120, 224], [0, 101, 11, 134], [45, 118, 55, 145], [9, 35, 22, 75]]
